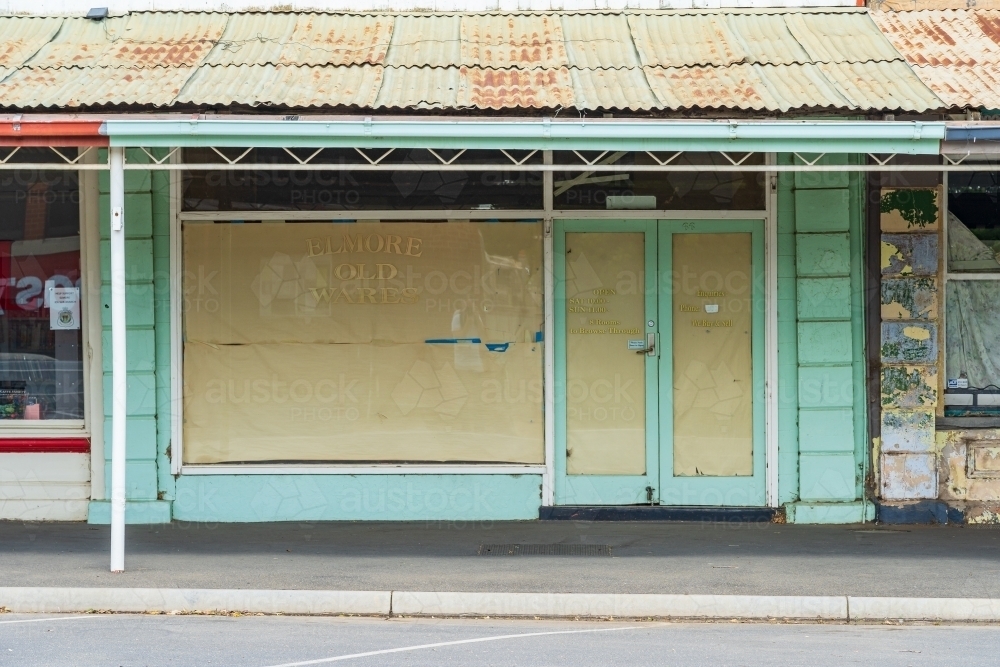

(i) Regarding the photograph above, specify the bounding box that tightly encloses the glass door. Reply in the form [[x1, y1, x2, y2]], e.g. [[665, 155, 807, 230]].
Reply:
[[554, 220, 658, 505], [657, 220, 766, 506]]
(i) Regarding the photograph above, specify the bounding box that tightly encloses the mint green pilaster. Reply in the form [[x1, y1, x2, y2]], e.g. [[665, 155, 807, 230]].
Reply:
[[89, 149, 170, 523], [777, 161, 799, 505], [785, 155, 868, 523]]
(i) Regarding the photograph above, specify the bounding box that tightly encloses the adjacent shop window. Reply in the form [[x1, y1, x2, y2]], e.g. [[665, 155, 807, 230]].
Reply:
[[0, 150, 84, 421], [182, 220, 544, 464], [946, 170, 1000, 418], [553, 152, 766, 211], [181, 148, 543, 211]]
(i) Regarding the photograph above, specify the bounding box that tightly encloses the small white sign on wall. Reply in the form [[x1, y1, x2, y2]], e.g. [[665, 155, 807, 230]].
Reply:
[[47, 286, 81, 330]]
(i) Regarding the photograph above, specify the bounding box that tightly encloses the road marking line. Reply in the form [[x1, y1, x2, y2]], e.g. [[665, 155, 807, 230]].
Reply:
[[0, 615, 103, 625], [262, 625, 643, 667]]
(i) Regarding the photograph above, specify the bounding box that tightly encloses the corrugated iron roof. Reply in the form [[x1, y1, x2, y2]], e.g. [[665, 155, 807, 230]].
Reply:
[[203, 13, 394, 66], [872, 9, 1000, 109], [460, 14, 568, 69], [178, 64, 384, 107], [0, 9, 951, 112], [27, 14, 228, 68], [0, 17, 63, 69]]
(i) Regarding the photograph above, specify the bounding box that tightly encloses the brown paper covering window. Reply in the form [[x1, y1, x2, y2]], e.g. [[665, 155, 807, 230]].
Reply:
[[183, 222, 544, 464]]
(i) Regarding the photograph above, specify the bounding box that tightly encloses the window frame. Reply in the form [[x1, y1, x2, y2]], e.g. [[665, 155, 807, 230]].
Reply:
[[0, 163, 95, 438]]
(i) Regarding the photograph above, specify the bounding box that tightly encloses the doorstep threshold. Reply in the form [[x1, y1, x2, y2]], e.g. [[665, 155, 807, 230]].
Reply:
[[539, 505, 777, 522]]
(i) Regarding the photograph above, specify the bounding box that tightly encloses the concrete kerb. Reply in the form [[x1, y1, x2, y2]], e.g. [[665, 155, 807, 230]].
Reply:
[[2, 588, 1000, 622]]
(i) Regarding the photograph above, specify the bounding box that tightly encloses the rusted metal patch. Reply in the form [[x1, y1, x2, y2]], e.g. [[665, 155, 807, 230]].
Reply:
[[460, 15, 568, 69], [0, 16, 63, 68], [204, 13, 394, 67], [881, 277, 938, 321], [881, 365, 938, 408], [0, 65, 195, 107], [459, 67, 573, 109], [881, 234, 939, 277], [28, 13, 227, 69], [643, 64, 778, 110], [178, 64, 384, 108], [871, 9, 1000, 67], [881, 322, 939, 364]]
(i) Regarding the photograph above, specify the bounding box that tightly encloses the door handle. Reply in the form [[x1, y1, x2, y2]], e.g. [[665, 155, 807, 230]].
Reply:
[[635, 332, 657, 356]]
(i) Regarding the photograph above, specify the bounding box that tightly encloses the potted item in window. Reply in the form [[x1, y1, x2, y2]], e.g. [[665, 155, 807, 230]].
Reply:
[[0, 382, 27, 419], [23, 398, 40, 420]]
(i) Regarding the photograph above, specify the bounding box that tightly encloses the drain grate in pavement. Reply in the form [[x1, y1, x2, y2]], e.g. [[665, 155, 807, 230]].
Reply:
[[477, 543, 612, 556]]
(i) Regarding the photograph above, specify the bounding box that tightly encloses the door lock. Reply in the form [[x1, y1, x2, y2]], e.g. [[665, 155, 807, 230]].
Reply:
[[635, 332, 656, 356]]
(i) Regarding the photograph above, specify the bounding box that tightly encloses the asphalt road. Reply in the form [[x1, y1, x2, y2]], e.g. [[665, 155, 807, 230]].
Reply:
[[3, 521, 1000, 597], [2, 614, 999, 667]]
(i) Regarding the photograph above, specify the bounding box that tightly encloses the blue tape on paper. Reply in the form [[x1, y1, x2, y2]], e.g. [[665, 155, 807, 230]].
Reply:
[[424, 338, 483, 344], [485, 343, 510, 352], [535, 331, 543, 342]]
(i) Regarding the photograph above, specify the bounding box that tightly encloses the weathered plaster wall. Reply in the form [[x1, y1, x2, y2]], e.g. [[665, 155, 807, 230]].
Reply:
[[937, 429, 1000, 523], [876, 186, 1000, 522]]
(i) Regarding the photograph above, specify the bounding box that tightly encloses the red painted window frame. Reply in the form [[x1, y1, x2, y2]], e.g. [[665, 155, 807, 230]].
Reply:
[[0, 438, 90, 453]]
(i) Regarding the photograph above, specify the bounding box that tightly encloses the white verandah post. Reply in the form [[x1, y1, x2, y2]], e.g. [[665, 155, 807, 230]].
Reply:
[[109, 146, 127, 572]]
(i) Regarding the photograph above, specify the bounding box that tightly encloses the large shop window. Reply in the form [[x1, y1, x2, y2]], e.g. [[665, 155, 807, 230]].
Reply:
[[552, 152, 766, 210], [0, 150, 84, 422], [946, 170, 1000, 419], [182, 220, 544, 464], [182, 148, 543, 211]]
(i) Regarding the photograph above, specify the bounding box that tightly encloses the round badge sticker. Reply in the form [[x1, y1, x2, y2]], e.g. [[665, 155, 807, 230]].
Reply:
[[58, 309, 74, 326]]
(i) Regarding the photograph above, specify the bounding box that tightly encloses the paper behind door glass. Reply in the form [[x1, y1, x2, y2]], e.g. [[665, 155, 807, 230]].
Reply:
[[672, 233, 753, 477], [565, 232, 646, 475]]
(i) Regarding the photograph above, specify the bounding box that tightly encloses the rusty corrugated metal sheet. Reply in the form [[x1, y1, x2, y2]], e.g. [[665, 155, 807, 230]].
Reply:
[[203, 13, 393, 66], [376, 66, 459, 108], [629, 14, 746, 68], [0, 9, 953, 112], [872, 10, 1000, 67], [0, 17, 63, 68], [724, 14, 811, 65], [27, 14, 227, 68], [561, 14, 639, 69], [784, 12, 903, 64], [906, 62, 1000, 108], [459, 15, 568, 69], [0, 66, 195, 107], [384, 15, 461, 68], [459, 67, 574, 109], [644, 64, 779, 111], [816, 60, 942, 111], [872, 9, 1000, 109], [178, 64, 383, 107], [570, 67, 658, 110]]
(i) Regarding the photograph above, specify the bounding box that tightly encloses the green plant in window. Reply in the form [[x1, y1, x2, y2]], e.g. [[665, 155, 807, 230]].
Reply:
[[880, 189, 938, 229]]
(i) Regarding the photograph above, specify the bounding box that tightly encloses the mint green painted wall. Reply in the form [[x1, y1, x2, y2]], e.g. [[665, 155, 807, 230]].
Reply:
[[173, 474, 542, 521], [151, 160, 174, 501], [785, 154, 867, 506], [776, 158, 799, 505], [89, 149, 170, 523]]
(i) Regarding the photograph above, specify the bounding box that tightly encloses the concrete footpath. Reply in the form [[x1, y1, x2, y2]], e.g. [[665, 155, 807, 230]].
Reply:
[[2, 521, 999, 621]]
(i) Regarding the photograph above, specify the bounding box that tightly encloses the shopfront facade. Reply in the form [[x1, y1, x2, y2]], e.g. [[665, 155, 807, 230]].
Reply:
[[56, 123, 896, 525], [6, 7, 1000, 531]]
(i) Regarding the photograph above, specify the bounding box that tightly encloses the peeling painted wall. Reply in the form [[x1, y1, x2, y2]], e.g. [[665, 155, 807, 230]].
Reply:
[[937, 429, 1000, 523], [879, 187, 941, 502]]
